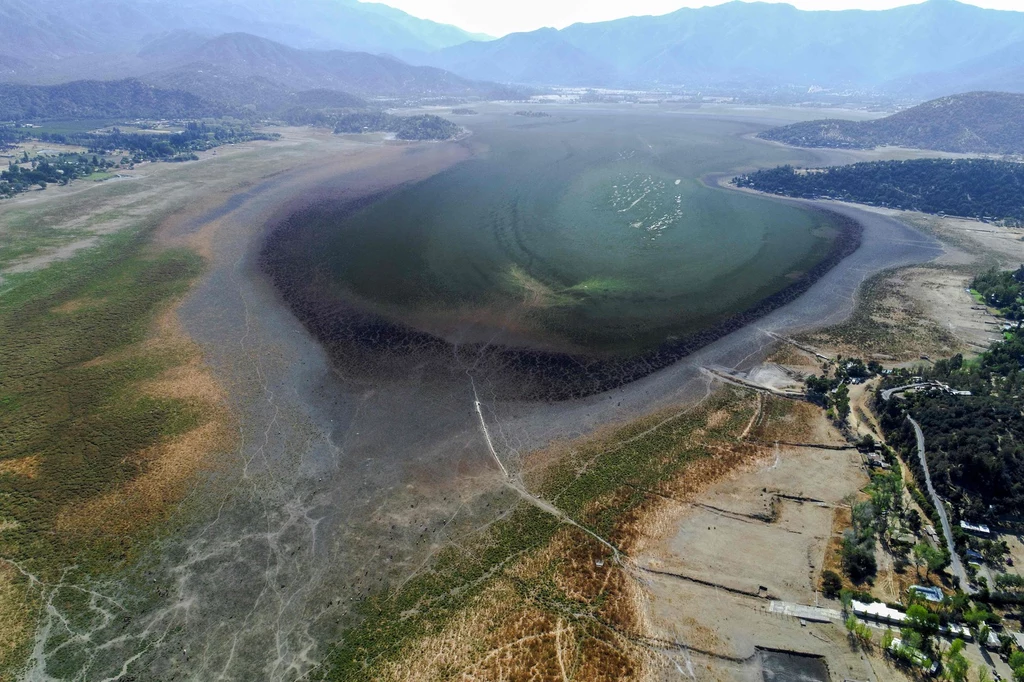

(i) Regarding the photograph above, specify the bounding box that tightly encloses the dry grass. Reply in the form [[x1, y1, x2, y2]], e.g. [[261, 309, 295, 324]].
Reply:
[[799, 269, 962, 361], [374, 390, 769, 681], [0, 562, 35, 682], [822, 506, 854, 591], [0, 456, 40, 479], [377, 524, 651, 682]]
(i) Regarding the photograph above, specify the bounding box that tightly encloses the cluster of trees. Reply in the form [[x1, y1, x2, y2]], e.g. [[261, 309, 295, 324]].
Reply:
[[1, 123, 276, 198], [972, 266, 1024, 319], [0, 126, 24, 150], [36, 122, 275, 162], [1, 154, 112, 197], [734, 159, 1024, 224], [333, 113, 461, 140], [805, 356, 881, 422], [842, 500, 879, 582], [879, 329, 1024, 517]]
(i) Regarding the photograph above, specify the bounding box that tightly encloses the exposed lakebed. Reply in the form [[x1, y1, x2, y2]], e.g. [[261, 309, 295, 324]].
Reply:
[[264, 110, 858, 399]]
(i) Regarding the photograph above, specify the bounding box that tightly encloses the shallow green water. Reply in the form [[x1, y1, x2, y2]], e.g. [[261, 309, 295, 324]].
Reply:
[[300, 111, 838, 355]]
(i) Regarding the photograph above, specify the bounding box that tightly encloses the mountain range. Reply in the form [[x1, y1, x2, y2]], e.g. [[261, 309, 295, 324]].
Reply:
[[0, 0, 489, 59], [413, 0, 1024, 95], [0, 31, 513, 116], [2, 0, 1024, 104], [759, 91, 1024, 154]]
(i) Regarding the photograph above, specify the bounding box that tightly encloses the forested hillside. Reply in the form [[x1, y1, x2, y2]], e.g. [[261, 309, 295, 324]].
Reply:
[[879, 299, 1024, 518], [0, 79, 224, 121], [759, 92, 1024, 154], [734, 159, 1024, 224]]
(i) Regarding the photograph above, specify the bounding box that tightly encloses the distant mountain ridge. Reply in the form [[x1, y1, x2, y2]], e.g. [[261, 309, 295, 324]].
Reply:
[[413, 0, 1024, 95], [0, 32, 511, 116], [0, 0, 488, 58], [758, 92, 1024, 154], [148, 33, 486, 98]]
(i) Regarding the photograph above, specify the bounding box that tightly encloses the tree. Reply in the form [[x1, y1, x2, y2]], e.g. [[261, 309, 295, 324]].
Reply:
[[906, 604, 940, 638], [1010, 650, 1024, 682], [842, 532, 877, 582], [914, 542, 948, 576], [943, 638, 970, 682], [907, 508, 923, 533], [821, 570, 843, 598]]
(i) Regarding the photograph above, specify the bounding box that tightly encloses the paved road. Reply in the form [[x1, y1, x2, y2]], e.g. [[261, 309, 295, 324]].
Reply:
[[907, 416, 972, 592], [881, 383, 935, 402]]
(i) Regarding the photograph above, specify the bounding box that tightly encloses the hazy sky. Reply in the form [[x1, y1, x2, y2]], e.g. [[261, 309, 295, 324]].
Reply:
[[366, 0, 1024, 37]]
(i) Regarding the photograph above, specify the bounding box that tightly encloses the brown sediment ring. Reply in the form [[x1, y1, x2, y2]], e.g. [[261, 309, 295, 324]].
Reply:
[[260, 194, 862, 402]]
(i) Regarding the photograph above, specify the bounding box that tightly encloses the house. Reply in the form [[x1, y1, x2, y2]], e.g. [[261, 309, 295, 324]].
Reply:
[[852, 600, 972, 640], [966, 549, 984, 563], [909, 585, 943, 603], [867, 454, 891, 470], [960, 521, 992, 538]]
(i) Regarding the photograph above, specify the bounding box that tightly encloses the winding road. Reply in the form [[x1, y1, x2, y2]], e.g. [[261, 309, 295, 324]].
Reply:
[[907, 416, 971, 591]]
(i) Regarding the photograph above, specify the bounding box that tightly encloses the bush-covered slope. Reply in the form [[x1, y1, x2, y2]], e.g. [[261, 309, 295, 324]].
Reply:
[[0, 79, 224, 121], [759, 92, 1024, 154]]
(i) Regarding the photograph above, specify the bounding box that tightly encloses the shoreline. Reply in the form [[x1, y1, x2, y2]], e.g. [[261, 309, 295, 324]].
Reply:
[[260, 168, 863, 403], [37, 120, 945, 678]]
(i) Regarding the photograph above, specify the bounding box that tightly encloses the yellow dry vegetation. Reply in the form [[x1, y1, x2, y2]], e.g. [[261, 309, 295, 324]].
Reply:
[[0, 562, 35, 682], [56, 303, 231, 539], [0, 456, 40, 479], [376, 525, 652, 682]]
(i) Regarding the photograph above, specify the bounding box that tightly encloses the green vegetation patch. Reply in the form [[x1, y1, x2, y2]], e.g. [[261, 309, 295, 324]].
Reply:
[[0, 226, 204, 581]]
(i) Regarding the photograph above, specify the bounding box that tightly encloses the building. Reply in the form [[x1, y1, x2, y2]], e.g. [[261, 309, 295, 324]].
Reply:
[[960, 521, 992, 538], [909, 585, 943, 603], [852, 600, 972, 640]]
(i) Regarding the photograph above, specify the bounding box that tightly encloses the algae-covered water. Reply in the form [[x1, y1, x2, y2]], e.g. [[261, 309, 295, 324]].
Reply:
[[283, 111, 839, 357]]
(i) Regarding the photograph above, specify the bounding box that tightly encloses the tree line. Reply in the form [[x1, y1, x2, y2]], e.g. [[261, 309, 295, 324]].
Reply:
[[735, 159, 1024, 224], [333, 113, 461, 141]]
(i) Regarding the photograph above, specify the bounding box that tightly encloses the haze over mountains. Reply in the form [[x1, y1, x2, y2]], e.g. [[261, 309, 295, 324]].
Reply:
[[0, 0, 488, 58], [1, 0, 1024, 107], [414, 0, 1024, 93]]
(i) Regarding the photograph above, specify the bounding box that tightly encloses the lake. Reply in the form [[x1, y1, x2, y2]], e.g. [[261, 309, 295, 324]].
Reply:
[[263, 109, 856, 398]]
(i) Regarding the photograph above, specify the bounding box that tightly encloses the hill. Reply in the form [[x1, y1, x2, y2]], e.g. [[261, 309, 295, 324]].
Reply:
[[758, 92, 1024, 154], [0, 79, 224, 121], [148, 33, 486, 99], [416, 0, 1024, 92]]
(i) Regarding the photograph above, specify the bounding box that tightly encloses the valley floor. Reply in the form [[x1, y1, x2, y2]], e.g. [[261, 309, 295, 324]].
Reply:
[[1, 110, 1002, 680]]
